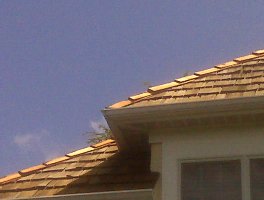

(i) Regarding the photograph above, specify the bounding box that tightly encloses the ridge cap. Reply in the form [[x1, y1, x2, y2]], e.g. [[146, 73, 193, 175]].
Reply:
[[108, 49, 264, 109]]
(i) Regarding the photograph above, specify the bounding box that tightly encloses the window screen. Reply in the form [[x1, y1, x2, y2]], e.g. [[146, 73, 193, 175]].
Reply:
[[250, 158, 264, 200], [181, 160, 241, 200]]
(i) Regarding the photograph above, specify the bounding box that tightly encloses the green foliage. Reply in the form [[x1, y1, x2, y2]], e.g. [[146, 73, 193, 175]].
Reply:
[[85, 71, 193, 145], [86, 124, 113, 145]]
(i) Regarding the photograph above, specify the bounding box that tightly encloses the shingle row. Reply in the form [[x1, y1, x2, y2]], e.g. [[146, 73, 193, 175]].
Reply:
[[0, 141, 157, 199], [109, 49, 264, 109]]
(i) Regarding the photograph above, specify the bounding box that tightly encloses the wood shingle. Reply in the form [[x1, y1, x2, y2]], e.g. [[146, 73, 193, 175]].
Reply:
[[0, 140, 158, 199], [108, 49, 264, 108]]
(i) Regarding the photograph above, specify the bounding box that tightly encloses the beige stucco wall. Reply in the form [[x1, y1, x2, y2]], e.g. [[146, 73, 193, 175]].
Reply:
[[150, 143, 162, 200], [149, 124, 264, 200]]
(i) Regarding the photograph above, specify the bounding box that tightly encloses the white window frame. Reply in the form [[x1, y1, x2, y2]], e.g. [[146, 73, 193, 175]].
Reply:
[[178, 155, 264, 200]]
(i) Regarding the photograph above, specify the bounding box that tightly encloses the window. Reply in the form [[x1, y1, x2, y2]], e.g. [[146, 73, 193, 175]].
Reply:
[[181, 160, 242, 200], [250, 158, 264, 200]]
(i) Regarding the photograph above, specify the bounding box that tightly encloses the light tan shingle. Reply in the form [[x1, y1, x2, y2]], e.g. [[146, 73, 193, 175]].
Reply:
[[107, 49, 264, 108], [0, 140, 158, 199]]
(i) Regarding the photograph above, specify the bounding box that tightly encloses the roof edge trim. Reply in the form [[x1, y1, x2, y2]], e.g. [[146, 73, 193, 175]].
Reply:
[[15, 189, 153, 200], [44, 156, 70, 166], [253, 49, 264, 55], [104, 95, 264, 123], [148, 82, 179, 92], [0, 173, 21, 184], [129, 92, 152, 101], [233, 54, 258, 62]]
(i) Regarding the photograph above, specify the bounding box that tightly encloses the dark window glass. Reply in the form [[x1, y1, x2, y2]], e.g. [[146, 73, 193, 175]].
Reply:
[[181, 160, 241, 200], [250, 158, 264, 200]]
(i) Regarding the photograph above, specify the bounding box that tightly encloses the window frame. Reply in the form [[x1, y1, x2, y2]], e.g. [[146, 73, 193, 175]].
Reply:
[[248, 156, 264, 200], [178, 155, 264, 200]]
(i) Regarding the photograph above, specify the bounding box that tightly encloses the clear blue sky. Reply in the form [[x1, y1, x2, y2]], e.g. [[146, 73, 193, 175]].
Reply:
[[1, 0, 264, 176]]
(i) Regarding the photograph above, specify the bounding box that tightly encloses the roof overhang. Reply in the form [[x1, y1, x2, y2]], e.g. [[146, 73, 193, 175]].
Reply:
[[103, 96, 264, 151], [17, 189, 153, 200]]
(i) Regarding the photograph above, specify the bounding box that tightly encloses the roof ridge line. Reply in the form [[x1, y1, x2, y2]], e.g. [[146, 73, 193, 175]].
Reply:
[[0, 139, 116, 185], [108, 49, 264, 109]]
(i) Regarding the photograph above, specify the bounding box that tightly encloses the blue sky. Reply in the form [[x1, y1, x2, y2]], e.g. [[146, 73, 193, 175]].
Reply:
[[1, 0, 264, 176]]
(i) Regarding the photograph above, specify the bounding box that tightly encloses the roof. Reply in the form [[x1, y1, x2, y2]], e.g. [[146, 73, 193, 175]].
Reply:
[[109, 49, 264, 109], [0, 139, 158, 199]]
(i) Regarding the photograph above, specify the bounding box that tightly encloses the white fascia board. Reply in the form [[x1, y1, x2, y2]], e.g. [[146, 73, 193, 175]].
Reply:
[[16, 189, 153, 200], [103, 96, 264, 124]]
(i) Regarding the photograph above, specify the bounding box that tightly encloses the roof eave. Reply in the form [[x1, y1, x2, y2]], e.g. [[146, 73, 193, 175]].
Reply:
[[103, 95, 264, 150], [16, 189, 153, 200], [104, 95, 264, 123]]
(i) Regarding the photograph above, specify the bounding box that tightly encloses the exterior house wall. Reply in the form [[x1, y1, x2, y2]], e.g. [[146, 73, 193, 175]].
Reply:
[[150, 143, 162, 200], [149, 124, 264, 200]]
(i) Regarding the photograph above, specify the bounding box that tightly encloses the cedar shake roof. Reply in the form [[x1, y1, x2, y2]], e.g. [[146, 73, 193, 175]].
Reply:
[[109, 49, 264, 109], [0, 140, 158, 199]]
